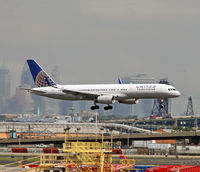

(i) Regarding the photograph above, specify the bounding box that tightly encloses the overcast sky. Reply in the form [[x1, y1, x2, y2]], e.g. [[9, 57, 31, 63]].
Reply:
[[0, 0, 200, 115]]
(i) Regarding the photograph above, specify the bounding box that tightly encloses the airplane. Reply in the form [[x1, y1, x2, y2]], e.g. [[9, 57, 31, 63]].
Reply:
[[25, 59, 181, 110]]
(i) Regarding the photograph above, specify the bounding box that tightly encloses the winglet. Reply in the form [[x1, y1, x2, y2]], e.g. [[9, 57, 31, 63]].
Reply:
[[27, 59, 57, 87], [118, 78, 123, 84]]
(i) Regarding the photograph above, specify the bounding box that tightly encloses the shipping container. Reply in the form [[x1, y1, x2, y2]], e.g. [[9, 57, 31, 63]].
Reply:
[[146, 165, 200, 172], [11, 148, 28, 153], [177, 146, 200, 155], [146, 165, 179, 172], [168, 165, 200, 172], [148, 143, 171, 150], [43, 148, 59, 154], [112, 149, 122, 154], [132, 140, 153, 148]]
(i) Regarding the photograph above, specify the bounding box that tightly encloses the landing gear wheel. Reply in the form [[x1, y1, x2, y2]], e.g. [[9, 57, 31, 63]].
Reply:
[[104, 105, 112, 110], [104, 106, 108, 110], [91, 106, 95, 110], [91, 105, 99, 110], [108, 105, 112, 110]]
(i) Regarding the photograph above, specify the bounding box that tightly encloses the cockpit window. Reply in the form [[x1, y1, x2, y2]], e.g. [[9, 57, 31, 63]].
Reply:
[[168, 88, 176, 91]]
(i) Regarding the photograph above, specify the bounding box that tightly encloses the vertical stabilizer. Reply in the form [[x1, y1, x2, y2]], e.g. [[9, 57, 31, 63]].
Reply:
[[27, 59, 57, 87], [118, 78, 123, 84]]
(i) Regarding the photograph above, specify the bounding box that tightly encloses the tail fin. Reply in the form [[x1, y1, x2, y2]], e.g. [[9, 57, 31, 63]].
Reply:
[[118, 78, 123, 84], [27, 59, 57, 87]]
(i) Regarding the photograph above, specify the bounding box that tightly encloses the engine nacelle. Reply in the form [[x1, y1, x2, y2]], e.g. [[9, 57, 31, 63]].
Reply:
[[118, 99, 139, 104], [96, 95, 115, 104]]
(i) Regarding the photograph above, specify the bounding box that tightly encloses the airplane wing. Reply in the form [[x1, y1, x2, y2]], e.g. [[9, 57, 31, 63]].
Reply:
[[62, 89, 100, 99], [62, 89, 125, 100]]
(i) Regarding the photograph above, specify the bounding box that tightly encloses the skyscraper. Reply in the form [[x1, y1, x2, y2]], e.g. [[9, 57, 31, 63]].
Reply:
[[20, 62, 34, 87], [51, 66, 60, 84], [0, 59, 10, 98], [11, 62, 35, 114], [43, 66, 60, 114], [0, 59, 11, 113], [59, 101, 73, 115]]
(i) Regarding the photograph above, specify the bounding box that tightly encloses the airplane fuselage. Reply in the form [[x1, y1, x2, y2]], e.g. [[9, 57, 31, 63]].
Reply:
[[26, 59, 181, 110], [31, 83, 180, 101]]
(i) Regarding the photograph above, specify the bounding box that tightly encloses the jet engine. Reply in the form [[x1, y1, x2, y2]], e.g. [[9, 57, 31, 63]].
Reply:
[[118, 99, 139, 104], [96, 95, 115, 104]]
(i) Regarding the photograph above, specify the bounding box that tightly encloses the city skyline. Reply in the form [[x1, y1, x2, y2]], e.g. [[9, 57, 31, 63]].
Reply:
[[0, 59, 182, 116], [0, 1, 200, 115]]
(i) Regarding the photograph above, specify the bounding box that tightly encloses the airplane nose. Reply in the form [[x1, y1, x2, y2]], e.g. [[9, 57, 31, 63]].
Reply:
[[176, 91, 181, 97]]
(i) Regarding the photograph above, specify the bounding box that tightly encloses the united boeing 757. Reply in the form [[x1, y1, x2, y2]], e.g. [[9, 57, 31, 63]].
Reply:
[[25, 59, 181, 110]]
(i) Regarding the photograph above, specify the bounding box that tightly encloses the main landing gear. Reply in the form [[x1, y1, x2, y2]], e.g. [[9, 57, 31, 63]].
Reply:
[[104, 105, 112, 110], [90, 105, 113, 110], [90, 105, 99, 110]]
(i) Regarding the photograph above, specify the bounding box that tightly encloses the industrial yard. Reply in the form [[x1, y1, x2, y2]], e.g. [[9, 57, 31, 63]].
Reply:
[[0, 118, 200, 171], [0, 97, 200, 171]]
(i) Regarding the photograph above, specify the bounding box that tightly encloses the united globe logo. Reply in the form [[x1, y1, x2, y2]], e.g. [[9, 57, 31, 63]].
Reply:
[[35, 71, 55, 87]]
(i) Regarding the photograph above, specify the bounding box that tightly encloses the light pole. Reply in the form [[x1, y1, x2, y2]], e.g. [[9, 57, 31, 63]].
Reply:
[[127, 129, 130, 148], [76, 128, 80, 142], [96, 112, 98, 142], [100, 128, 104, 147]]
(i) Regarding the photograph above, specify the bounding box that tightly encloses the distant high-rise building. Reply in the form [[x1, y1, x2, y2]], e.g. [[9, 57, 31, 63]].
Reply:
[[7, 87, 34, 114], [121, 74, 155, 84], [19, 63, 63, 115], [44, 66, 60, 114], [59, 101, 73, 115], [72, 101, 85, 113], [9, 62, 35, 114], [113, 102, 132, 116], [79, 101, 86, 112], [20, 62, 34, 87], [0, 59, 11, 98], [51, 66, 60, 83], [0, 59, 11, 113], [113, 74, 155, 117], [50, 66, 75, 115]]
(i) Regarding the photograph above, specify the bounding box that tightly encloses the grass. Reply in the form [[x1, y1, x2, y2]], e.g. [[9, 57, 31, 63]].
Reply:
[[0, 155, 39, 165]]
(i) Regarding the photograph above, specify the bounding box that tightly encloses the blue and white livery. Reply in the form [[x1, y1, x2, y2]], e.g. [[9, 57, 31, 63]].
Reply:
[[27, 60, 56, 87], [25, 59, 181, 110]]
